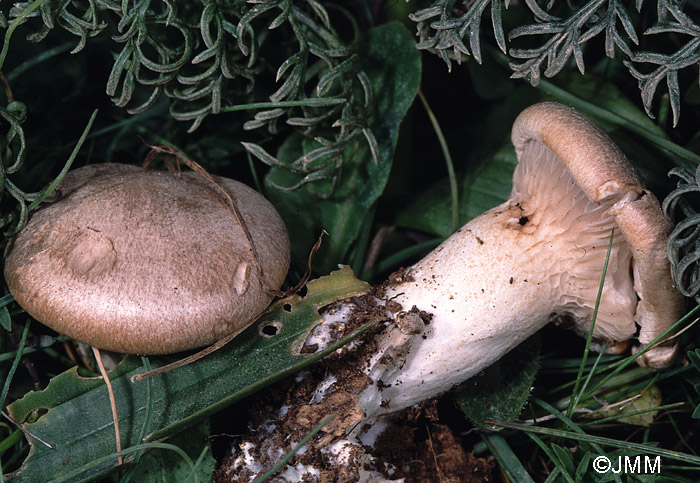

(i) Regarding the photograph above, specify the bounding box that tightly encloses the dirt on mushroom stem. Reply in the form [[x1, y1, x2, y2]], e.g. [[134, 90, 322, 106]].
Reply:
[[216, 380, 495, 482], [216, 282, 419, 481], [217, 263, 516, 480]]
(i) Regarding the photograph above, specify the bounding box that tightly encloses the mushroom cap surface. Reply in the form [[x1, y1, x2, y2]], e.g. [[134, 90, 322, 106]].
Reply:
[[4, 163, 290, 354], [511, 102, 684, 368]]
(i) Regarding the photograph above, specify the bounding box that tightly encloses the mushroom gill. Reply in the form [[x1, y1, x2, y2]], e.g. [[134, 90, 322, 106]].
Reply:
[[512, 137, 637, 345]]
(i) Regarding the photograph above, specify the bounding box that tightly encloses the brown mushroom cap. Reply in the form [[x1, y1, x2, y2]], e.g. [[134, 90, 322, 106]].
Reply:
[[4, 163, 290, 354], [511, 102, 684, 368]]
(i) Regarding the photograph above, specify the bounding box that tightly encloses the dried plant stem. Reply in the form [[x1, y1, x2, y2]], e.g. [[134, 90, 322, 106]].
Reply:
[[1, 410, 53, 449], [141, 144, 269, 289], [132, 324, 250, 382], [93, 346, 123, 466], [133, 230, 326, 382]]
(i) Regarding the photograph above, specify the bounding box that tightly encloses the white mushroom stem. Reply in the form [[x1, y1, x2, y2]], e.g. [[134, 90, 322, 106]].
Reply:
[[374, 219, 620, 414], [222, 103, 684, 480]]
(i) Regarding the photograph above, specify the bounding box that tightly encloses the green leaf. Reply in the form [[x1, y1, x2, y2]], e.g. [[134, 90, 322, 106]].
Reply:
[[0, 306, 10, 331], [455, 335, 540, 430], [551, 443, 575, 476], [467, 58, 515, 100], [480, 432, 535, 483], [395, 143, 516, 238], [265, 22, 421, 273], [6, 267, 370, 482], [394, 90, 534, 238], [574, 452, 591, 482], [124, 422, 216, 483]]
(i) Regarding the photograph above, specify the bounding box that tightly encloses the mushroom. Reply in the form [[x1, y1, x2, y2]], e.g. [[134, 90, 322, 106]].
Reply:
[[372, 101, 684, 412], [4, 163, 290, 355], [223, 103, 685, 480]]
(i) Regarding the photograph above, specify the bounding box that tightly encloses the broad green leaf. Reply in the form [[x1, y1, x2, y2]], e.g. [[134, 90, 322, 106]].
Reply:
[[395, 143, 516, 238], [455, 335, 540, 430], [265, 22, 421, 273], [394, 90, 534, 237], [6, 267, 370, 482], [467, 59, 515, 100], [123, 421, 216, 483]]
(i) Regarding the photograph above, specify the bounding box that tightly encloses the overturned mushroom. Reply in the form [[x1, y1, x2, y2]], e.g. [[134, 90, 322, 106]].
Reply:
[[223, 103, 684, 480], [369, 101, 683, 414], [4, 163, 290, 355]]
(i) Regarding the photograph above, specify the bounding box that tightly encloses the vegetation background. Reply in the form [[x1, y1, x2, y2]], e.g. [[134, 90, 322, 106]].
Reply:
[[1, 0, 700, 481]]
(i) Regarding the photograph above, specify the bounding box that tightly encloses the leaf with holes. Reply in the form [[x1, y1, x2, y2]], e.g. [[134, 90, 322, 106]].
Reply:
[[6, 267, 370, 482]]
